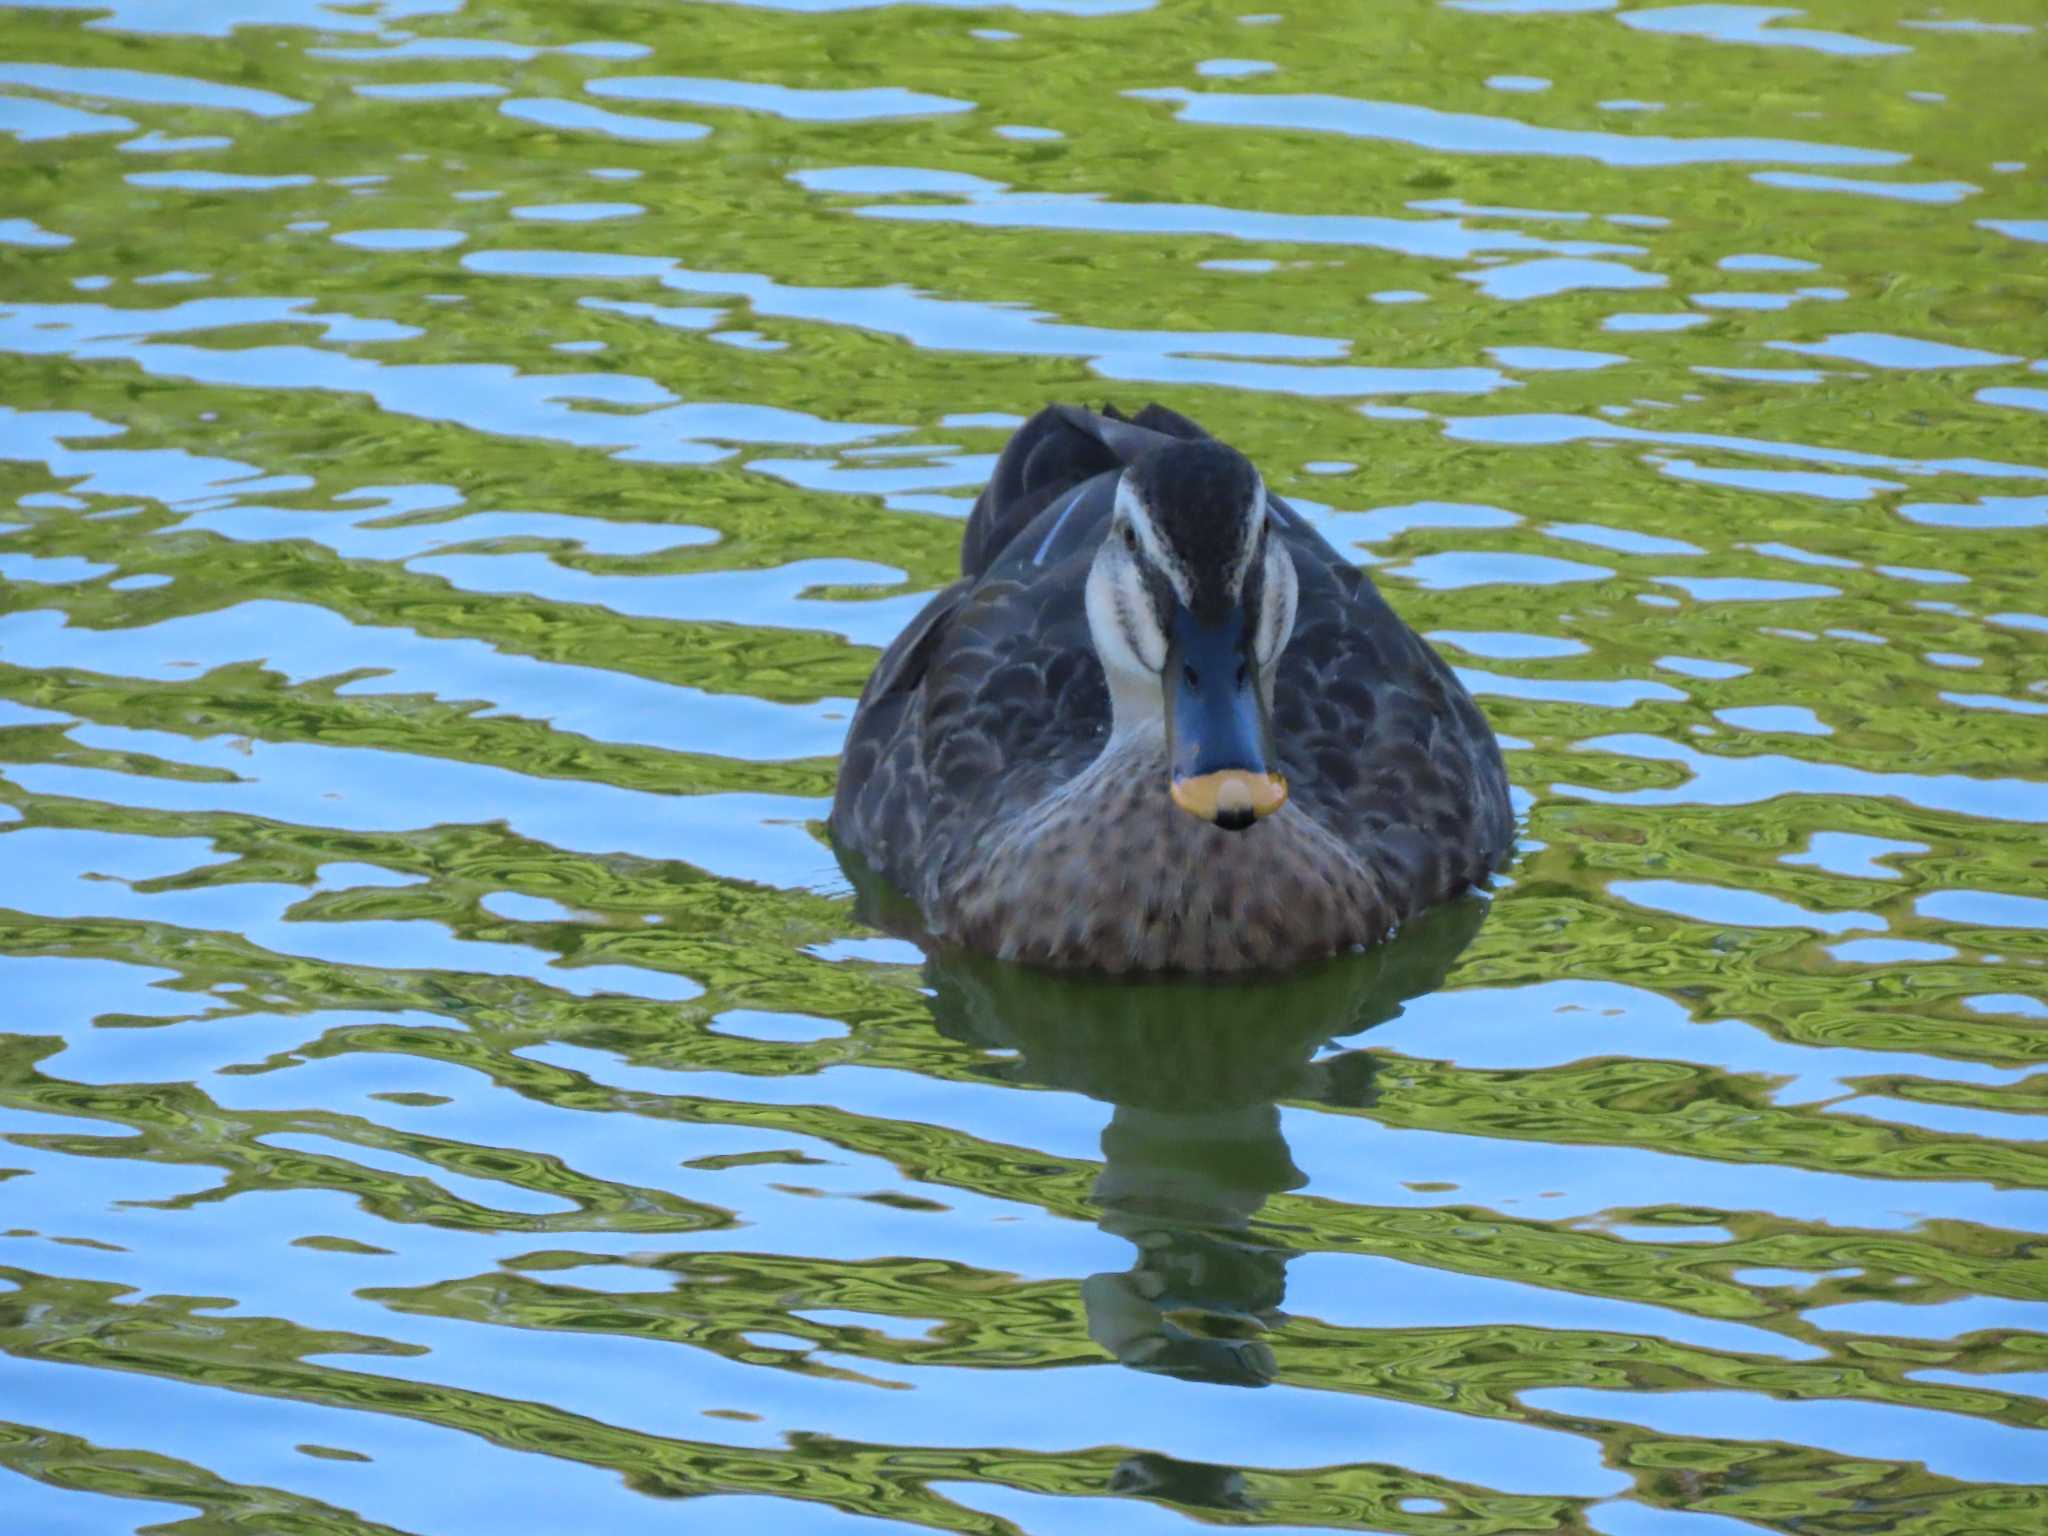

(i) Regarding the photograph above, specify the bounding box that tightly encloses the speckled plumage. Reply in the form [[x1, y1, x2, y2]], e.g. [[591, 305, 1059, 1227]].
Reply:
[[830, 403, 1514, 973]]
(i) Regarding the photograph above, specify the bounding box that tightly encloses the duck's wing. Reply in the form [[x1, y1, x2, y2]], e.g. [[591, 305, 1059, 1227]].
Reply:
[[832, 448, 1123, 901], [829, 575, 970, 890], [831, 553, 1110, 904], [1268, 520, 1515, 911], [917, 551, 1105, 816]]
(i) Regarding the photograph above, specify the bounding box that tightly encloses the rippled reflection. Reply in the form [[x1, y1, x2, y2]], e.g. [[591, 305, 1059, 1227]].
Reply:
[[922, 898, 1485, 1391], [3, 0, 2046, 1529]]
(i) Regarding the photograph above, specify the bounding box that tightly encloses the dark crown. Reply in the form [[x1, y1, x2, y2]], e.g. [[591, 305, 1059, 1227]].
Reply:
[[1127, 440, 1264, 621]]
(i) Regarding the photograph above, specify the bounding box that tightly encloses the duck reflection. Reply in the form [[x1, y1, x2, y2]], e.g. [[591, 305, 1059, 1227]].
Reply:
[[847, 866, 1485, 1392]]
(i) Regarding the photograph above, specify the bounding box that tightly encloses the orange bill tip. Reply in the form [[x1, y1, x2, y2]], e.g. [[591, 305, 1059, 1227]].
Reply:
[[1169, 769, 1289, 826]]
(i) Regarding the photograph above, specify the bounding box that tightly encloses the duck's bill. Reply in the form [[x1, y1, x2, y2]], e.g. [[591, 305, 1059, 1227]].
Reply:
[[1171, 767, 1288, 830], [1164, 607, 1289, 832]]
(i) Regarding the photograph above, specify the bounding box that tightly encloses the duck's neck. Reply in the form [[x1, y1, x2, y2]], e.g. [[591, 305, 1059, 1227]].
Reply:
[[932, 726, 1390, 974]]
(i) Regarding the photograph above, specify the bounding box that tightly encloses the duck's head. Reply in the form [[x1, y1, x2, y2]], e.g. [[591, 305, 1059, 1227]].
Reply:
[[1085, 438, 1300, 831]]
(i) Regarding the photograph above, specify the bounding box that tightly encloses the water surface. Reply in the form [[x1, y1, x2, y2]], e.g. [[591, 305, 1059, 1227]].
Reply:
[[2, 1, 2046, 1532]]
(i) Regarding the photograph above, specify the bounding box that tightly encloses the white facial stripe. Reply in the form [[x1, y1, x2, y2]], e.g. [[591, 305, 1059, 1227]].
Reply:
[[1114, 475, 1191, 609], [1085, 548, 1169, 737], [1225, 477, 1267, 601], [1089, 466, 1294, 734], [1085, 545, 1165, 677], [1257, 536, 1297, 667]]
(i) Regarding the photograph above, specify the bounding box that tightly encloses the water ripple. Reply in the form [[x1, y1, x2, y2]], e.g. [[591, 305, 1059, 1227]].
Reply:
[[3, 1, 2044, 1529]]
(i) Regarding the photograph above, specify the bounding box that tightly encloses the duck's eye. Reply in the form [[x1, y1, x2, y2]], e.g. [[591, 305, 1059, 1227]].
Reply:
[[1122, 524, 1138, 554], [1184, 663, 1200, 688], [1236, 661, 1248, 688]]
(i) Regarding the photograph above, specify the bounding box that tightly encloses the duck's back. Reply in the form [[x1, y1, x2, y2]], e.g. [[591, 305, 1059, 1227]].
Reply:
[[830, 404, 1514, 965], [832, 407, 1128, 907]]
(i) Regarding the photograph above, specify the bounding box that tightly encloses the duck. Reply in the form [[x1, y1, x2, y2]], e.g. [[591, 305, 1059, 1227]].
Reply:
[[830, 402, 1513, 974]]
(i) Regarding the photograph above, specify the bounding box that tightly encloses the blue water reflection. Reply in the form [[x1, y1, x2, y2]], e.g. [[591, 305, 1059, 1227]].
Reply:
[[4, 0, 2046, 1529]]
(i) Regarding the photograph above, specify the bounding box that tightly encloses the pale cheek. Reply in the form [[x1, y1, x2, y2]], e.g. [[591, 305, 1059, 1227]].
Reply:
[[1257, 550, 1297, 665], [1087, 559, 1162, 679]]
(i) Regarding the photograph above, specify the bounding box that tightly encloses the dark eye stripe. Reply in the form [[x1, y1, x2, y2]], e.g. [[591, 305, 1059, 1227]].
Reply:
[[1144, 560, 1177, 621], [1113, 566, 1154, 667]]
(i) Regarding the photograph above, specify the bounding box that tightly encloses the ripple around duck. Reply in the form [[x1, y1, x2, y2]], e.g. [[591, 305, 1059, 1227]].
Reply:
[[1614, 5, 1909, 57], [0, 61, 310, 116], [499, 97, 711, 141], [815, 169, 1647, 261], [3, 0, 2046, 1530], [1128, 88, 1906, 168], [1524, 1387, 2046, 1487], [1560, 734, 2048, 822], [3, 726, 834, 887], [585, 76, 975, 123], [0, 602, 847, 760]]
